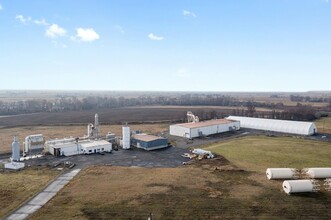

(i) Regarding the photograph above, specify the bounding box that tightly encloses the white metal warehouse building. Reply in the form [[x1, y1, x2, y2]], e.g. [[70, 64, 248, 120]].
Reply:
[[226, 116, 317, 136], [170, 119, 240, 139]]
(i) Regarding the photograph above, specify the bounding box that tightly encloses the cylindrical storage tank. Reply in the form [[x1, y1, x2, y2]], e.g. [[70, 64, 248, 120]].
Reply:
[[12, 136, 20, 162], [94, 113, 100, 136], [304, 168, 331, 179], [282, 180, 316, 194], [122, 126, 130, 149], [266, 168, 297, 180]]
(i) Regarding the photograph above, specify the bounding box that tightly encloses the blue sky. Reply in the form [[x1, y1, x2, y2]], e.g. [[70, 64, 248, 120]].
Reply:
[[0, 0, 330, 92]]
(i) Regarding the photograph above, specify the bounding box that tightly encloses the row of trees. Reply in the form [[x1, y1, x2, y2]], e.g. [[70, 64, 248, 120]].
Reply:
[[290, 95, 331, 103], [0, 94, 329, 121]]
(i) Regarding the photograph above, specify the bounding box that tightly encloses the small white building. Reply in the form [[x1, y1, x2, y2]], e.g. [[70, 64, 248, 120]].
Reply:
[[81, 140, 112, 154], [226, 116, 317, 136], [170, 119, 240, 139], [46, 139, 112, 156]]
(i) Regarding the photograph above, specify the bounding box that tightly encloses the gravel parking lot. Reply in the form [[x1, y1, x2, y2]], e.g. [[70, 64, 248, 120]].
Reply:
[[22, 146, 191, 169]]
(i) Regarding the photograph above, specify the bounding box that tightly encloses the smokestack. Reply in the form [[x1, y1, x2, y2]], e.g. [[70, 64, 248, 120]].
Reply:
[[95, 113, 99, 138]]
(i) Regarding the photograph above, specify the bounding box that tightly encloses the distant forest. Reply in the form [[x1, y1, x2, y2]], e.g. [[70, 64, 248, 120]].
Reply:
[[0, 94, 330, 121]]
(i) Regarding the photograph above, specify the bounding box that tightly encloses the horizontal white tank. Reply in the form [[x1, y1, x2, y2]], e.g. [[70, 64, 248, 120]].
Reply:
[[303, 168, 331, 179], [266, 168, 298, 180], [282, 180, 318, 194]]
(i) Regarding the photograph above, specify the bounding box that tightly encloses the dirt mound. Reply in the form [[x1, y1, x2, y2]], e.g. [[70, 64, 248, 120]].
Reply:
[[188, 154, 245, 172]]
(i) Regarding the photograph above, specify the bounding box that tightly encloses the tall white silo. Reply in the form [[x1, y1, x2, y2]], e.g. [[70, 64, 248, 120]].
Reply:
[[122, 126, 130, 149], [94, 113, 100, 138], [12, 136, 20, 162]]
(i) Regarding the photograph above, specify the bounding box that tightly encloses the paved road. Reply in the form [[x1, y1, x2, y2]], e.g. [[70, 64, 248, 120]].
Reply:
[[5, 169, 81, 220]]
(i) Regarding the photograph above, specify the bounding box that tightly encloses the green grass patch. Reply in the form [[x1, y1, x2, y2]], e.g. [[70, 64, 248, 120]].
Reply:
[[203, 136, 331, 172]]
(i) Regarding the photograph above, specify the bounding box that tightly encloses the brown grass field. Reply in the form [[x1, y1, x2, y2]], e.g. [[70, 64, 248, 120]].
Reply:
[[0, 123, 169, 154], [0, 167, 58, 217], [315, 116, 331, 134], [0, 106, 279, 128], [29, 136, 331, 219]]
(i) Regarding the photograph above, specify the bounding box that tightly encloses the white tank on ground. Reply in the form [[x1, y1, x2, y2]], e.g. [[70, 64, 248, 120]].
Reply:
[[11, 136, 20, 162], [122, 126, 130, 149], [266, 168, 298, 180], [302, 168, 331, 179], [282, 180, 319, 195]]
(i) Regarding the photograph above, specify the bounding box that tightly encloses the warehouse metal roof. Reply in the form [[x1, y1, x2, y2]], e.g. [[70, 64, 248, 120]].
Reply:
[[175, 119, 236, 129], [132, 134, 166, 142]]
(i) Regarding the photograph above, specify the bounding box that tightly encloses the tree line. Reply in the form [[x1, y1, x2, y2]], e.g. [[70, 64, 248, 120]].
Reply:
[[0, 94, 329, 121]]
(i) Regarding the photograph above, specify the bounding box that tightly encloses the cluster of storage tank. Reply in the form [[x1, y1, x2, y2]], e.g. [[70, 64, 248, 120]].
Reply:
[[266, 168, 331, 195]]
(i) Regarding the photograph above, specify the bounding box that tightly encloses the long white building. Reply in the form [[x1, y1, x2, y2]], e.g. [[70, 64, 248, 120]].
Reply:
[[170, 119, 240, 139], [46, 139, 112, 156], [226, 116, 317, 136]]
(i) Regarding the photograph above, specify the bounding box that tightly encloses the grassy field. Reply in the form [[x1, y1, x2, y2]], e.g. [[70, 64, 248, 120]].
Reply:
[[30, 136, 331, 219], [0, 123, 169, 154], [203, 136, 331, 172], [315, 116, 331, 134], [0, 167, 58, 217]]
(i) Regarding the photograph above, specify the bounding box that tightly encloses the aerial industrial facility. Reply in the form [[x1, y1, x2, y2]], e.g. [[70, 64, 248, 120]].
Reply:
[[2, 111, 322, 172]]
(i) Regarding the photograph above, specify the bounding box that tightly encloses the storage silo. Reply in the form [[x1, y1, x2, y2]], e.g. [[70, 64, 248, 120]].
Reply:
[[94, 113, 100, 138], [11, 136, 20, 162], [302, 168, 331, 179], [282, 180, 319, 195], [266, 168, 298, 180], [122, 126, 130, 149]]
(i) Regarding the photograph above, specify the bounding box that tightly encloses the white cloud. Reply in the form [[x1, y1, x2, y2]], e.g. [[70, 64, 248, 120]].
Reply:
[[183, 10, 197, 18], [73, 28, 100, 42], [176, 68, 191, 78], [15, 15, 32, 24], [45, 24, 67, 38], [148, 33, 164, 41], [34, 18, 49, 26], [0, 4, 3, 10], [114, 25, 125, 34]]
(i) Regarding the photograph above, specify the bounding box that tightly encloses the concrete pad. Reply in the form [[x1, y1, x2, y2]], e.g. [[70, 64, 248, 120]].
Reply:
[[15, 204, 41, 214], [57, 176, 73, 181], [29, 192, 56, 206], [44, 182, 66, 193], [6, 213, 29, 220]]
